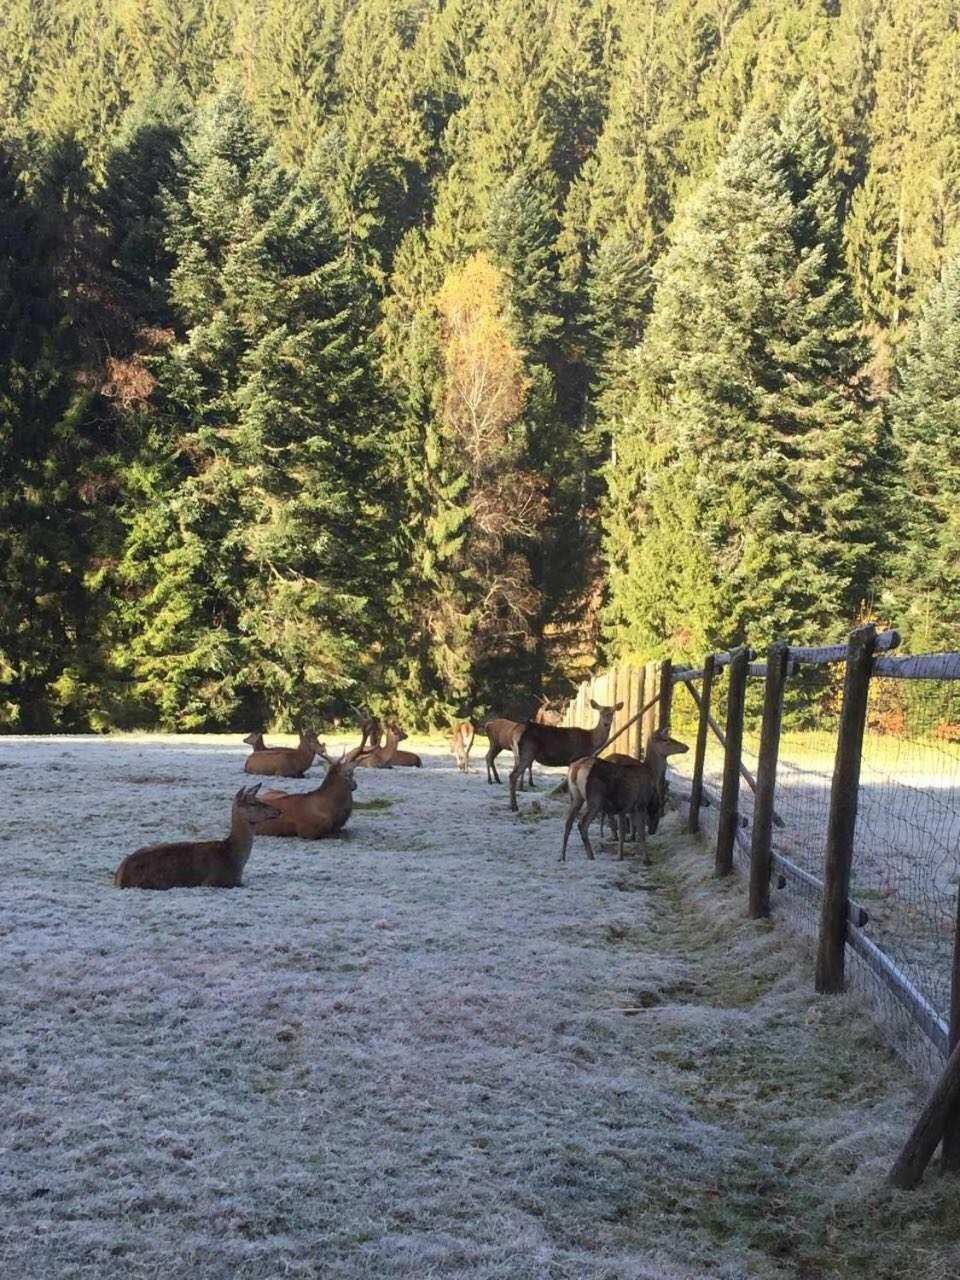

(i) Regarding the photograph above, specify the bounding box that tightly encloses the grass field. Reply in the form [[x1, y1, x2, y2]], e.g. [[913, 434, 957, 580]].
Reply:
[[2, 733, 960, 1279]]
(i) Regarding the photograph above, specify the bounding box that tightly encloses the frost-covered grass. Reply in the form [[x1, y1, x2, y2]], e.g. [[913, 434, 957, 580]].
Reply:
[[1, 734, 959, 1279]]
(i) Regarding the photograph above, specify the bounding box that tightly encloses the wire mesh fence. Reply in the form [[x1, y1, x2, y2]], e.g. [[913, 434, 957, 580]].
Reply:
[[565, 639, 960, 1085]]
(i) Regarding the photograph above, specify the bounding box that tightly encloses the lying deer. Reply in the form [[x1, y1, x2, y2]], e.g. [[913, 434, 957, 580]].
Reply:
[[243, 731, 267, 750], [354, 723, 405, 768], [113, 785, 279, 889], [388, 724, 422, 768], [244, 730, 322, 778], [561, 730, 689, 862], [509, 699, 622, 812], [451, 721, 474, 772], [253, 744, 365, 839], [484, 717, 533, 788]]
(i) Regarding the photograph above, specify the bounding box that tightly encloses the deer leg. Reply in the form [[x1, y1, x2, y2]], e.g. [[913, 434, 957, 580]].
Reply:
[[637, 811, 650, 866], [486, 746, 500, 784], [618, 812, 627, 861], [560, 796, 585, 861], [509, 756, 523, 812], [578, 797, 601, 860]]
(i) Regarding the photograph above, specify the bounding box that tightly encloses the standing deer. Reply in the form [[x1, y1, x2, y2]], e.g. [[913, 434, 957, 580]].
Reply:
[[451, 721, 474, 772], [484, 718, 533, 788], [244, 730, 322, 778], [113, 785, 280, 889], [253, 744, 365, 839], [509, 699, 623, 812], [561, 730, 689, 862]]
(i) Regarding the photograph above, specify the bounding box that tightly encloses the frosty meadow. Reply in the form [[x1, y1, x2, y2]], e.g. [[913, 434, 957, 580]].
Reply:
[[3, 731, 960, 1280]]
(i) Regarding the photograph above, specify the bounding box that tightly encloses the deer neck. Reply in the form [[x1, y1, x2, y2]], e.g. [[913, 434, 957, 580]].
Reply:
[[380, 728, 400, 764], [228, 804, 255, 868], [647, 749, 669, 790], [589, 716, 613, 753]]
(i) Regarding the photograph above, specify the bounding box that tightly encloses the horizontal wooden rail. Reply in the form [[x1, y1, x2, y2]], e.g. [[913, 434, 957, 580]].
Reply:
[[846, 921, 949, 1057], [788, 629, 900, 665], [872, 652, 960, 680], [771, 849, 869, 927]]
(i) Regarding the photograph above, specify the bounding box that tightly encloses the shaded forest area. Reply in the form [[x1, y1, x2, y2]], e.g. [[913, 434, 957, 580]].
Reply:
[[0, 0, 958, 732]]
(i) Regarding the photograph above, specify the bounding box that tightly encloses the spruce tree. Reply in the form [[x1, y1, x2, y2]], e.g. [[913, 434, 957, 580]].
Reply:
[[602, 89, 884, 664], [886, 257, 960, 651], [114, 90, 388, 728]]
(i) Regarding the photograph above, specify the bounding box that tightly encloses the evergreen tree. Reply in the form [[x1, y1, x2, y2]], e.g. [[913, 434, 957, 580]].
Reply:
[[114, 91, 388, 728], [602, 89, 884, 666], [885, 257, 960, 651], [0, 148, 97, 729]]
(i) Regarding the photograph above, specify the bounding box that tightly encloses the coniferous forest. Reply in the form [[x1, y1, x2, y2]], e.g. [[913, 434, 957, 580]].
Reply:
[[1, 0, 958, 733]]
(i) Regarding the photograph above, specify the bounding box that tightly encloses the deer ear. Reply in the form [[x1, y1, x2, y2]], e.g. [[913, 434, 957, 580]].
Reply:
[[590, 699, 600, 710], [616, 702, 624, 711]]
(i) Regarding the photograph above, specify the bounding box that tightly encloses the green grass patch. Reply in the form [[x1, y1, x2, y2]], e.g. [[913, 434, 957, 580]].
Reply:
[[352, 798, 394, 811]]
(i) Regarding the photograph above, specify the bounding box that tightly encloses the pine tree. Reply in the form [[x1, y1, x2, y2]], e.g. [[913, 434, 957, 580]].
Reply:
[[885, 257, 960, 651]]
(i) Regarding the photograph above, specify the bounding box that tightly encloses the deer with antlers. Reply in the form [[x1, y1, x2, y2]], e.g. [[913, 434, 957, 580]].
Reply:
[[114, 785, 280, 889], [252, 743, 366, 839]]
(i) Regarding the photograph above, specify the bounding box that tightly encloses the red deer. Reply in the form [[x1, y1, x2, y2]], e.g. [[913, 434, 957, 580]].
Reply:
[[561, 730, 689, 862], [484, 718, 533, 788], [113, 785, 280, 889], [451, 721, 475, 772], [244, 730, 322, 778], [253, 744, 366, 839], [354, 723, 405, 769], [509, 700, 622, 811], [243, 731, 267, 750], [533, 696, 563, 726], [388, 723, 422, 768]]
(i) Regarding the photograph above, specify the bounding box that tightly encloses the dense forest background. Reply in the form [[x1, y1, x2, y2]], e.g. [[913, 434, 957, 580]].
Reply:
[[1, 0, 958, 732]]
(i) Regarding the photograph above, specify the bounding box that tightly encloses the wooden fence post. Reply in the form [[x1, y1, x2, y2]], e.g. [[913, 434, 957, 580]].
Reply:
[[941, 883, 960, 1170], [888, 1035, 960, 1189], [658, 657, 673, 732], [716, 646, 749, 876], [748, 641, 789, 918], [815, 624, 877, 994], [629, 666, 643, 758], [688, 654, 715, 835]]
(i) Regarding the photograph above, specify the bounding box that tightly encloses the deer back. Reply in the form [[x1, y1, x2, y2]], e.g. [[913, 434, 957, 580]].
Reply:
[[244, 731, 319, 777]]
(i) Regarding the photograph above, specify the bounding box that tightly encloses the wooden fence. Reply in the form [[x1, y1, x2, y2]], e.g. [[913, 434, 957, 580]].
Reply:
[[561, 627, 960, 1187]]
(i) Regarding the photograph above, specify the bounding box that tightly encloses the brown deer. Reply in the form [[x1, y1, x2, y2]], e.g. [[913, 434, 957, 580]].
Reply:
[[388, 723, 422, 768], [354, 723, 406, 768], [484, 718, 533, 788], [561, 730, 689, 862], [509, 699, 623, 812], [253, 744, 365, 839], [533, 696, 563, 726], [113, 785, 280, 890], [243, 731, 267, 750], [451, 721, 475, 772], [244, 730, 322, 778]]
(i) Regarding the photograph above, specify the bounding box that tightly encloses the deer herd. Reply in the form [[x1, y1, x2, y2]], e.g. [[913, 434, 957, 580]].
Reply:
[[113, 697, 688, 890]]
